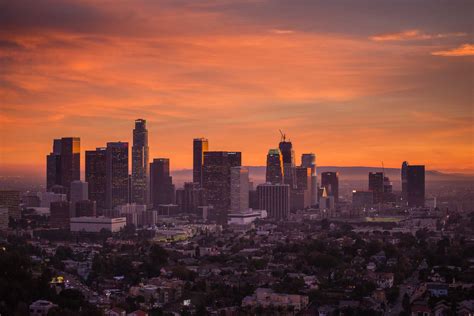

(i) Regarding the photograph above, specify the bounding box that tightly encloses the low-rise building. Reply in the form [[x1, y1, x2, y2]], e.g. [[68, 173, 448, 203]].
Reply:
[[70, 216, 126, 233], [29, 300, 57, 316]]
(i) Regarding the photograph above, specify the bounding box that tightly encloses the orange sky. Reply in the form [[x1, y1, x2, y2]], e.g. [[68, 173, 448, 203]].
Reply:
[[0, 0, 473, 174]]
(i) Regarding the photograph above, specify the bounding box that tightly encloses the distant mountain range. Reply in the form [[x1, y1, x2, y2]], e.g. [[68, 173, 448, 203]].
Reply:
[[171, 166, 474, 188]]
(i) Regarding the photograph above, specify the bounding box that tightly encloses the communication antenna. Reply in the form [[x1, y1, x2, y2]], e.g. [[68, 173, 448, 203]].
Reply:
[[279, 129, 286, 142]]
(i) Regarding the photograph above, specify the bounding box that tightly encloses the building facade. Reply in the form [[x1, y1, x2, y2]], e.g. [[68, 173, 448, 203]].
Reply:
[[193, 138, 209, 186], [230, 166, 249, 213], [150, 158, 175, 208], [265, 149, 283, 184], [321, 172, 339, 203], [106, 142, 129, 209], [131, 119, 149, 205], [85, 147, 107, 211], [256, 183, 290, 220]]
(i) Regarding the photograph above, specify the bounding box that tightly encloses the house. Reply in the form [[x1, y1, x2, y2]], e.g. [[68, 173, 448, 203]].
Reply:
[[411, 300, 432, 316], [29, 300, 57, 316], [427, 283, 448, 297], [128, 310, 148, 316], [105, 307, 126, 316]]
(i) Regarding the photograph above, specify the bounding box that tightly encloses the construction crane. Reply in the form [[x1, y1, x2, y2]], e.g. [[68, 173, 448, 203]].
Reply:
[[279, 129, 286, 142]]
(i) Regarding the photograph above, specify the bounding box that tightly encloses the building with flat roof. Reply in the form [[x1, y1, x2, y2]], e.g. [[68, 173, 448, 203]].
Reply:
[[70, 216, 126, 233]]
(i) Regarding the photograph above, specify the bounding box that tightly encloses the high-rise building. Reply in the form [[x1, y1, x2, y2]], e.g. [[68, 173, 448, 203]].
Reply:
[[369, 172, 384, 204], [0, 190, 21, 221], [175, 182, 207, 213], [256, 183, 290, 220], [279, 136, 295, 188], [291, 167, 312, 211], [46, 139, 62, 191], [49, 201, 70, 229], [70, 180, 88, 217], [106, 142, 129, 209], [202, 151, 241, 222], [407, 165, 425, 207], [401, 161, 409, 201], [321, 172, 339, 203], [85, 147, 107, 211], [0, 208, 8, 231], [60, 137, 81, 196], [131, 119, 149, 205], [230, 166, 249, 213], [266, 149, 283, 184], [301, 153, 318, 205], [150, 158, 175, 208], [46, 138, 80, 194], [193, 138, 209, 186]]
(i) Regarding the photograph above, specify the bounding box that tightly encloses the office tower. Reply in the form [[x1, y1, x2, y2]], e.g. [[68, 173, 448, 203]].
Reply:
[[291, 167, 312, 210], [175, 182, 206, 213], [401, 161, 409, 201], [60, 137, 81, 196], [106, 142, 129, 209], [85, 148, 107, 211], [202, 151, 241, 221], [279, 135, 295, 188], [407, 165, 425, 207], [131, 119, 149, 205], [49, 201, 70, 229], [0, 190, 21, 220], [150, 158, 175, 208], [369, 172, 384, 204], [230, 166, 249, 213], [46, 139, 62, 191], [266, 149, 283, 184], [301, 153, 318, 205], [70, 180, 88, 217], [321, 172, 339, 203], [256, 183, 290, 220], [193, 138, 209, 186], [76, 200, 97, 217]]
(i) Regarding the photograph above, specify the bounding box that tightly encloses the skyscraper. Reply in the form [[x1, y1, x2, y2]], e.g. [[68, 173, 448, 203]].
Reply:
[[46, 137, 80, 195], [60, 137, 81, 196], [369, 172, 384, 204], [106, 142, 129, 209], [279, 135, 295, 188], [407, 165, 425, 207], [265, 149, 283, 184], [85, 148, 107, 211], [257, 183, 290, 220], [202, 151, 241, 221], [301, 153, 318, 205], [401, 161, 409, 201], [321, 172, 339, 203], [150, 158, 175, 208], [46, 139, 62, 191], [131, 119, 149, 205], [230, 166, 249, 213], [291, 166, 312, 210], [193, 138, 209, 186]]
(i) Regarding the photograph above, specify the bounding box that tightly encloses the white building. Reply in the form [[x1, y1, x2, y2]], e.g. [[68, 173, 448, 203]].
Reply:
[[70, 216, 126, 233], [242, 288, 309, 312], [228, 209, 267, 225], [29, 300, 57, 316], [230, 166, 249, 213]]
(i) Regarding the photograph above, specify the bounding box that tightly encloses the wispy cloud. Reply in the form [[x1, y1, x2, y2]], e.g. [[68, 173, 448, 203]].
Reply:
[[370, 29, 466, 41], [269, 29, 295, 35], [431, 43, 474, 57]]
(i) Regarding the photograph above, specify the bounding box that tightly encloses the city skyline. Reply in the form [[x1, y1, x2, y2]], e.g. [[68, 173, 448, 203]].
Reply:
[[1, 0, 473, 174]]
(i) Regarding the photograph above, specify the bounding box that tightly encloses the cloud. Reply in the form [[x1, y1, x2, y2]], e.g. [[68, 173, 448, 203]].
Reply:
[[270, 29, 295, 35], [431, 43, 474, 56], [370, 29, 466, 41]]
